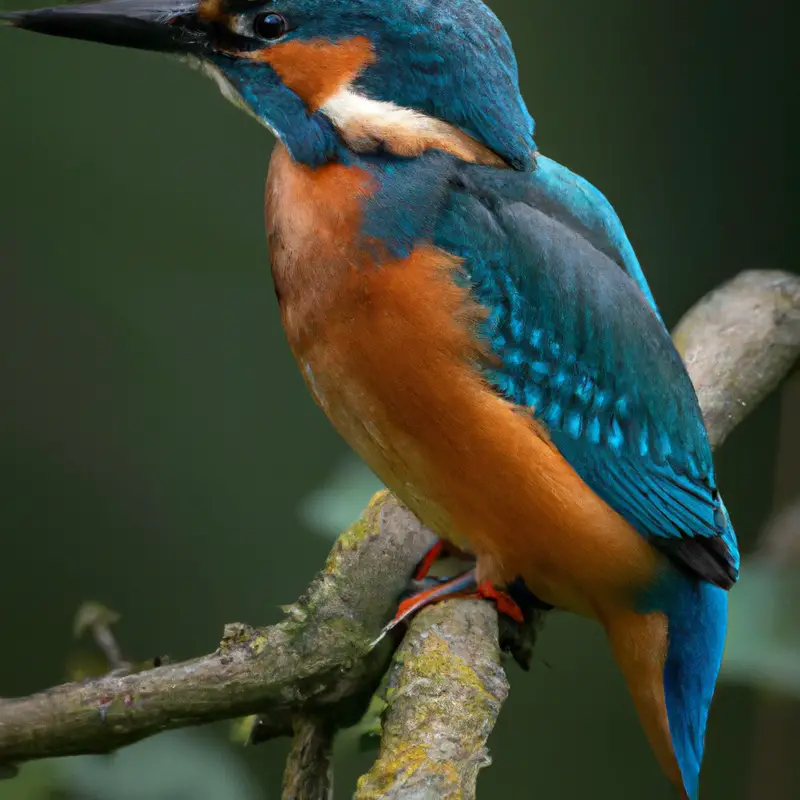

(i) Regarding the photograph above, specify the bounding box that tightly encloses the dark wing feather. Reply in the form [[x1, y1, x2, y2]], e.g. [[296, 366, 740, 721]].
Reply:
[[436, 160, 739, 587]]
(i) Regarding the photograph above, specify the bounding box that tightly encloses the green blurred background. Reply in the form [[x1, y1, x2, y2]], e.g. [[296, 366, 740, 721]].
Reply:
[[0, 1, 797, 798]]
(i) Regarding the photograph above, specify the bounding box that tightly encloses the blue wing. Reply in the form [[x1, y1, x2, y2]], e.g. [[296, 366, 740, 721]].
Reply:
[[435, 156, 739, 586], [529, 156, 664, 326]]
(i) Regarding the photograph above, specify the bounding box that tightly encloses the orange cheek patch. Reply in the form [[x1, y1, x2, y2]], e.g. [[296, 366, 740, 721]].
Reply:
[[246, 36, 375, 111]]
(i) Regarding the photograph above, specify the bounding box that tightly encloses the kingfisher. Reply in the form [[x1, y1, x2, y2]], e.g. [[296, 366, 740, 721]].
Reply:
[[3, 1, 739, 796]]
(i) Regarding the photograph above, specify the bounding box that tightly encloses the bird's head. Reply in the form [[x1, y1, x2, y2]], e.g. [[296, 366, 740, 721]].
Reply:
[[2, 0, 535, 168]]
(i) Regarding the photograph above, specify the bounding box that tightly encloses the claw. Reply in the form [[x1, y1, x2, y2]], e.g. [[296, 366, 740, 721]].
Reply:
[[414, 539, 446, 580], [475, 580, 525, 623], [370, 570, 527, 649], [370, 570, 477, 648]]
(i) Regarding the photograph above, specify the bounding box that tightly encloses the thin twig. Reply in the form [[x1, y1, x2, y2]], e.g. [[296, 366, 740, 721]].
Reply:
[[282, 717, 335, 800]]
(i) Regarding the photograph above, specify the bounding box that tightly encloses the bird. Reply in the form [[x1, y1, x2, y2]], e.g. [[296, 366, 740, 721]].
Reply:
[[2, 1, 739, 797]]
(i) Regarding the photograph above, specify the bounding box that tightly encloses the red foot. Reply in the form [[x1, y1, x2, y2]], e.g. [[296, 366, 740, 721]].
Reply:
[[391, 575, 523, 629], [414, 540, 446, 581], [395, 587, 438, 621], [371, 571, 525, 649], [475, 580, 525, 624], [393, 571, 477, 624]]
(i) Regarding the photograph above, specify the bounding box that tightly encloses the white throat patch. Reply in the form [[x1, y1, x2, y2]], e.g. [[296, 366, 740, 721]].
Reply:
[[321, 88, 505, 166]]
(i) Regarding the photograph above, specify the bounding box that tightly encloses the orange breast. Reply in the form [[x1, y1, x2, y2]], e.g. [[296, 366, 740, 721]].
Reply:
[[265, 147, 660, 616]]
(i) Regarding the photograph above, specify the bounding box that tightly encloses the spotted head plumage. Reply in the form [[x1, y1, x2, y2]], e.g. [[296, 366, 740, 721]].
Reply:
[[3, 0, 536, 169]]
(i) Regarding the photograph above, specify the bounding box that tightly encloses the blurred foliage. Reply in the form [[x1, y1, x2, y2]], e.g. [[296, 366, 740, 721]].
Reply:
[[726, 561, 800, 697], [301, 456, 384, 540], [0, 731, 262, 800]]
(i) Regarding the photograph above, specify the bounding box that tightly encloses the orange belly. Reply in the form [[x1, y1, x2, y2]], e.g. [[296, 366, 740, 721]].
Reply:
[[285, 245, 660, 617]]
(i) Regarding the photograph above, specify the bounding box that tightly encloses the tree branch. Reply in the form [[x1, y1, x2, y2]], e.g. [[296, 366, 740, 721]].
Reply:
[[673, 270, 800, 447], [355, 600, 509, 800], [283, 717, 334, 800], [0, 496, 436, 764], [0, 270, 798, 796]]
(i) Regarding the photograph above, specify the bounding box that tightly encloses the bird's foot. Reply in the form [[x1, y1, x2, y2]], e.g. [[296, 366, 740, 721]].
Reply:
[[412, 538, 475, 581], [474, 580, 525, 623], [370, 568, 525, 648], [413, 538, 447, 581], [371, 570, 476, 647]]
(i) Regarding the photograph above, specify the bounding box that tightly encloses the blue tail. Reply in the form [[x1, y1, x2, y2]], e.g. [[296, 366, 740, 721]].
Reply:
[[661, 575, 728, 799]]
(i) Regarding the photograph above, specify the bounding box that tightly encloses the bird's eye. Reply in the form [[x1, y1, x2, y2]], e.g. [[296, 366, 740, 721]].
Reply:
[[254, 12, 287, 41]]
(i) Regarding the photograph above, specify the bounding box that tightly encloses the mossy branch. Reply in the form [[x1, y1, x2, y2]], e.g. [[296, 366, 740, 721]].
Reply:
[[0, 270, 798, 798], [355, 600, 511, 800], [0, 496, 436, 767]]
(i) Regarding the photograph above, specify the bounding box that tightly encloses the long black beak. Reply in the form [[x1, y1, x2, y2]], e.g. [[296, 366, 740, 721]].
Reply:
[[1, 0, 207, 54]]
